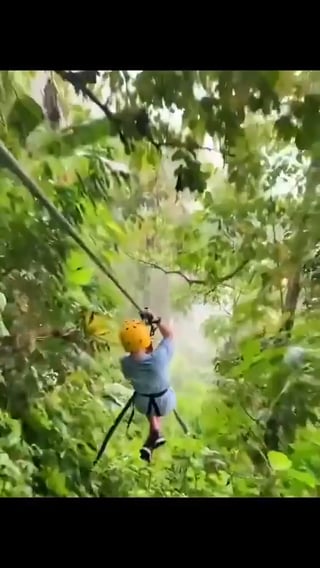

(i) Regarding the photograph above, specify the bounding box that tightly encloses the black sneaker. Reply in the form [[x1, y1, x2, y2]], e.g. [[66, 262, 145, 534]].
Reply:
[[139, 431, 166, 462], [140, 446, 152, 463], [147, 430, 166, 450], [139, 431, 154, 463], [153, 433, 166, 449]]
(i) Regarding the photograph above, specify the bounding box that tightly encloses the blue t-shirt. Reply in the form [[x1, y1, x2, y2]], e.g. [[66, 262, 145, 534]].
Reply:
[[120, 337, 174, 395]]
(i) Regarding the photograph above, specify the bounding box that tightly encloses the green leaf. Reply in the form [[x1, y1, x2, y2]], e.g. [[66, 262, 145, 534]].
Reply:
[[172, 149, 188, 161], [28, 119, 111, 157], [0, 320, 9, 337], [241, 339, 261, 365], [0, 452, 12, 467], [0, 293, 9, 336], [0, 452, 21, 477], [268, 451, 292, 471], [60, 119, 111, 151], [288, 469, 316, 488], [65, 250, 94, 286], [8, 95, 44, 143], [67, 267, 93, 287], [0, 292, 7, 312], [43, 468, 69, 497], [5, 427, 21, 447]]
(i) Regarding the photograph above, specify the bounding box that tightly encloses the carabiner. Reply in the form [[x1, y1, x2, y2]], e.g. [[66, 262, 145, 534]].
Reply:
[[139, 307, 160, 336]]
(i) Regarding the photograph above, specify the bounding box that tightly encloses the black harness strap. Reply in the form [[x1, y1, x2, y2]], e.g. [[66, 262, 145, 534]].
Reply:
[[93, 389, 169, 466], [142, 388, 168, 417], [126, 388, 168, 433], [93, 394, 135, 466], [126, 402, 136, 434]]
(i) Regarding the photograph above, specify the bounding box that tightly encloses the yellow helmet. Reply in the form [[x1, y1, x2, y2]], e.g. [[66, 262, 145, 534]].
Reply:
[[119, 319, 151, 353]]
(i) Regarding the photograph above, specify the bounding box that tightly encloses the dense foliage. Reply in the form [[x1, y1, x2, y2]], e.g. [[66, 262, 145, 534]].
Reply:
[[1, 70, 320, 496]]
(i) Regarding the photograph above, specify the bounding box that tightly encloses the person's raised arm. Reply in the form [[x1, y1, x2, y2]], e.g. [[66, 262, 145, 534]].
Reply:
[[140, 309, 174, 358], [152, 315, 174, 361], [157, 318, 174, 340]]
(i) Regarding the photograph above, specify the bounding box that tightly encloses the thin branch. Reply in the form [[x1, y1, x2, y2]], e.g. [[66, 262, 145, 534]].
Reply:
[[216, 298, 232, 316], [126, 254, 250, 289], [203, 286, 217, 301], [233, 290, 243, 309], [126, 253, 204, 285], [219, 258, 250, 283], [239, 402, 259, 424], [203, 259, 250, 299], [161, 140, 220, 153], [272, 221, 284, 312]]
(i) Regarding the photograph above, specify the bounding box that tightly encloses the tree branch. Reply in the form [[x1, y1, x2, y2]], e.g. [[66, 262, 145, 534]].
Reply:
[[239, 401, 259, 423], [126, 254, 250, 288], [219, 258, 250, 283], [160, 140, 220, 153], [55, 70, 129, 150], [126, 254, 205, 285], [272, 221, 284, 312], [204, 259, 250, 299], [279, 161, 320, 337], [55, 71, 222, 156]]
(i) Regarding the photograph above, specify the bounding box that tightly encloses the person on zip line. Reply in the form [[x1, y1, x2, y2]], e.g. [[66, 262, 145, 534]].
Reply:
[[119, 311, 176, 463]]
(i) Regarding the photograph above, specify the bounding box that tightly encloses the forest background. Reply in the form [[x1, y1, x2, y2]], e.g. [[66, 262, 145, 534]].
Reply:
[[0, 70, 320, 497]]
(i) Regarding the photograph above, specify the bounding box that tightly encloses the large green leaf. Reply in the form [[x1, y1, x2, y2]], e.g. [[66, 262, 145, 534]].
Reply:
[[65, 250, 94, 287], [27, 118, 112, 158], [0, 292, 7, 312], [7, 95, 44, 143], [288, 469, 316, 488], [0, 320, 9, 338], [268, 451, 292, 471], [43, 468, 69, 497]]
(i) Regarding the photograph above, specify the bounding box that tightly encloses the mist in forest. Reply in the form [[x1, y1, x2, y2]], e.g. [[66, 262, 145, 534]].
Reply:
[[172, 304, 215, 365], [145, 271, 217, 387]]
